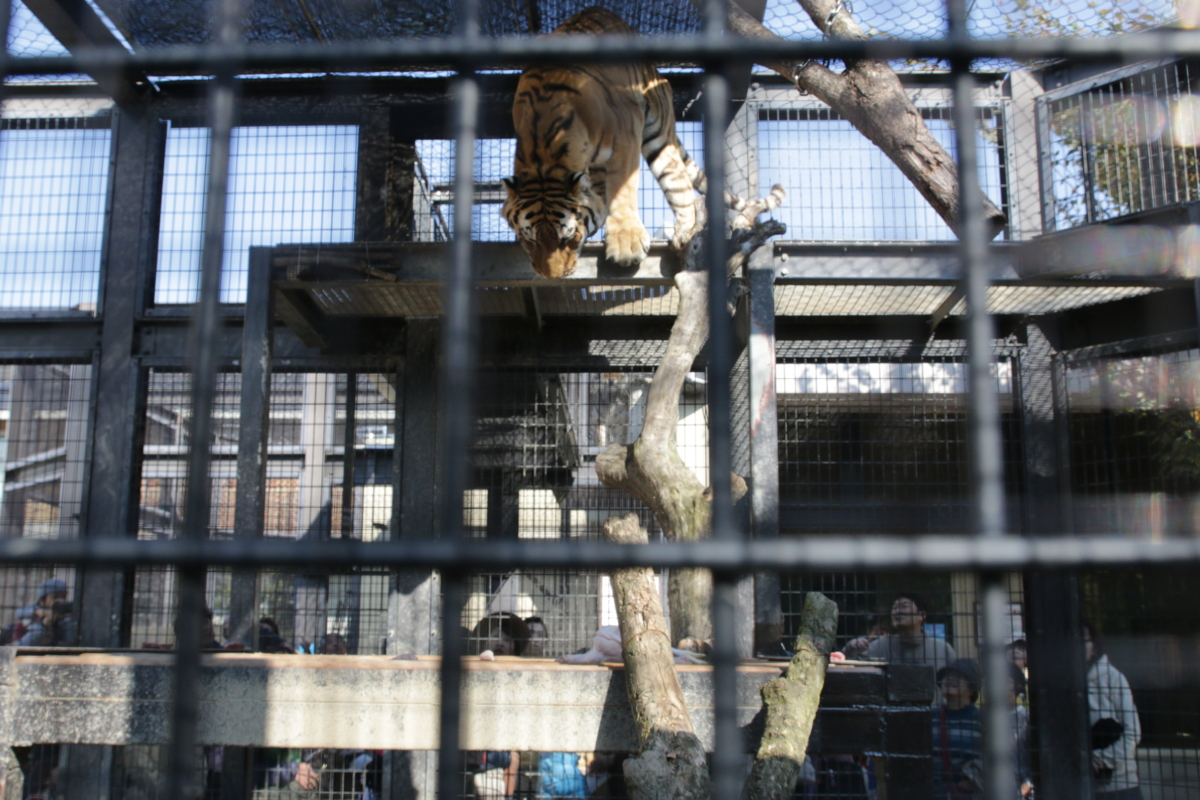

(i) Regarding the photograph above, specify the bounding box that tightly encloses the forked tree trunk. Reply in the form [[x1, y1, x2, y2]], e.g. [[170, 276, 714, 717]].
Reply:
[[604, 514, 839, 800], [594, 186, 783, 644]]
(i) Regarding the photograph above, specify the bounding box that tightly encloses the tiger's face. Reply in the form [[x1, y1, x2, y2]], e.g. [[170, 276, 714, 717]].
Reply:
[[502, 168, 603, 279]]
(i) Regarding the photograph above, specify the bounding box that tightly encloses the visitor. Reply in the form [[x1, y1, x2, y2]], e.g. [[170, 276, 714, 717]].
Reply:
[[836, 593, 957, 671], [1085, 622, 1143, 800], [931, 658, 984, 800], [15, 578, 70, 647]]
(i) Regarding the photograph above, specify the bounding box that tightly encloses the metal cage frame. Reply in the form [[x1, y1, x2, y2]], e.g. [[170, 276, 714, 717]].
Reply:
[[5, 0, 1200, 798]]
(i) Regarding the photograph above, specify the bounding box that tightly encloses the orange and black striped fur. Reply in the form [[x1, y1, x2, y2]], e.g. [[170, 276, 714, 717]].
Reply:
[[501, 7, 705, 279]]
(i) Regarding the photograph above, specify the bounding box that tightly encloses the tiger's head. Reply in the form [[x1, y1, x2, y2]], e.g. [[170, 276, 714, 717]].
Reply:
[[502, 168, 603, 279]]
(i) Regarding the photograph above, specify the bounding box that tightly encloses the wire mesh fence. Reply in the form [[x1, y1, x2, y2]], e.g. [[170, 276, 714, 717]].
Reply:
[[6, 0, 1200, 798], [458, 370, 702, 658], [776, 357, 1022, 535], [132, 369, 397, 650], [155, 125, 358, 305], [1044, 59, 1200, 230], [0, 116, 111, 311], [1064, 344, 1200, 537], [759, 104, 1008, 241]]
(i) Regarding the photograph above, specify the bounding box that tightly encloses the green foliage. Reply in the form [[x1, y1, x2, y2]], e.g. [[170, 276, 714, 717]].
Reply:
[[1049, 84, 1200, 227], [998, 0, 1171, 39]]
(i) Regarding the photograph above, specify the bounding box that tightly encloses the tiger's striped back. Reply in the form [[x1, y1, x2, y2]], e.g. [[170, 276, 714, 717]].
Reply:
[[502, 7, 704, 279]]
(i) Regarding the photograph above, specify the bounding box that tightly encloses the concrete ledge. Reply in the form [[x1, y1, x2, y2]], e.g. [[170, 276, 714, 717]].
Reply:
[[4, 650, 932, 753]]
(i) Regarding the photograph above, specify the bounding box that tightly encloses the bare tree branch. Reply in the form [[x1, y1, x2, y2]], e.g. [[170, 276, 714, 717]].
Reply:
[[718, 0, 1007, 239]]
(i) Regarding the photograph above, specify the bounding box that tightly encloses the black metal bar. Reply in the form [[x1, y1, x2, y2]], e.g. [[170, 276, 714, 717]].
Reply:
[[341, 372, 358, 538], [165, 0, 244, 795], [4, 533, 1200, 570], [8, 32, 1200, 77], [703, 64, 741, 800], [948, 0, 1015, 796], [230, 247, 273, 650], [221, 247, 272, 800], [436, 0, 480, 780], [746, 245, 782, 656], [78, 111, 164, 649]]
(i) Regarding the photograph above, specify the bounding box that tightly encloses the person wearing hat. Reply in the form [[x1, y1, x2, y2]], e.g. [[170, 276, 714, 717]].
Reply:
[[15, 577, 70, 647], [931, 658, 984, 800]]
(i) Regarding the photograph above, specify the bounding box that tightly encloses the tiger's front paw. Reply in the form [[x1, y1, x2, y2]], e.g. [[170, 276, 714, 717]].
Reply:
[[605, 221, 650, 268]]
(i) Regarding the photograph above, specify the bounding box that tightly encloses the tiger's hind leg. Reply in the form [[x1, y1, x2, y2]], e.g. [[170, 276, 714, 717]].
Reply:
[[603, 124, 651, 268]]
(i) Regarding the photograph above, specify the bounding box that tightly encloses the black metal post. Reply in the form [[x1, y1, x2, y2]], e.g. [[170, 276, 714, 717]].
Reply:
[[1020, 323, 1090, 799], [436, 0, 481, 785], [949, 0, 1018, 797], [230, 247, 273, 650], [221, 247, 273, 800], [165, 0, 244, 795], [746, 244, 782, 656], [702, 8, 741, 788], [341, 372, 359, 538]]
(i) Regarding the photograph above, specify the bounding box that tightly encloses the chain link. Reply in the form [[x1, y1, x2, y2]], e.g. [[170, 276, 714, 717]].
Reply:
[[796, 0, 853, 94], [825, 0, 851, 30]]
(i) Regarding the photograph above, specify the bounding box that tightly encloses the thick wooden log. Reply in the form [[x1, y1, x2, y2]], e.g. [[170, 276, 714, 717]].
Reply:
[[741, 592, 838, 800], [604, 513, 712, 800]]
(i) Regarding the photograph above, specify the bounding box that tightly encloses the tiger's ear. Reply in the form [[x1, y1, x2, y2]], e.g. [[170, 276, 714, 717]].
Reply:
[[502, 177, 519, 197]]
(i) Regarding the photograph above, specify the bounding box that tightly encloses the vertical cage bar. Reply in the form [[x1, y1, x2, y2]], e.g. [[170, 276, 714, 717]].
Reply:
[[165, 0, 244, 795], [436, 5, 481, 786], [224, 247, 273, 798], [0, 0, 10, 88], [949, 1, 1016, 799], [342, 372, 359, 538], [704, 68, 741, 800], [229, 247, 273, 650]]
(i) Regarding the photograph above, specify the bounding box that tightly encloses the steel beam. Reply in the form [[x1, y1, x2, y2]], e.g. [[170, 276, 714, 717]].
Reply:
[[19, 0, 149, 107], [68, 103, 164, 800], [10, 29, 1200, 77], [745, 246, 782, 657], [4, 531, 1200, 571]]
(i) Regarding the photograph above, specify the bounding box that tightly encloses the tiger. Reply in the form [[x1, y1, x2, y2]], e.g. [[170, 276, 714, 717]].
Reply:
[[501, 7, 706, 279]]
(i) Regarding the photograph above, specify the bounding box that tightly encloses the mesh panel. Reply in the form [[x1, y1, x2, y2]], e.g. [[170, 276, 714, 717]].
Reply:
[[83, 0, 703, 47], [759, 106, 1006, 242], [459, 371, 703, 657], [776, 358, 1021, 534], [1046, 60, 1200, 230], [155, 125, 358, 305], [0, 363, 87, 650], [20, 0, 1171, 51], [1080, 569, 1200, 799], [761, 0, 1174, 42], [0, 117, 112, 311], [133, 370, 395, 652], [1066, 346, 1200, 537]]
